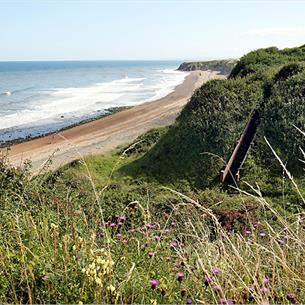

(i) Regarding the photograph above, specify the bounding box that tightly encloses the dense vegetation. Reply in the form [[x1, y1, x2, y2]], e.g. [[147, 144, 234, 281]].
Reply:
[[0, 46, 304, 304], [125, 46, 305, 191], [178, 59, 237, 75]]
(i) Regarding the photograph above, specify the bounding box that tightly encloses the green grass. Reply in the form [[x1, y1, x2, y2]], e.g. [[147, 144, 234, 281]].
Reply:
[[125, 46, 305, 189], [0, 45, 304, 304], [0, 136, 304, 303]]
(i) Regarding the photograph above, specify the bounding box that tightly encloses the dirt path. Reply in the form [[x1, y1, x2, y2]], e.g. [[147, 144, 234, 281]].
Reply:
[[2, 70, 222, 173]]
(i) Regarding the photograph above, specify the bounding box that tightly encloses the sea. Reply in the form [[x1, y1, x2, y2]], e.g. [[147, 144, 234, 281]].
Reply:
[[0, 60, 188, 144]]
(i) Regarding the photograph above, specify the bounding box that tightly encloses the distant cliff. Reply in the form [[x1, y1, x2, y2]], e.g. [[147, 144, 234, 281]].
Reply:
[[178, 59, 237, 75]]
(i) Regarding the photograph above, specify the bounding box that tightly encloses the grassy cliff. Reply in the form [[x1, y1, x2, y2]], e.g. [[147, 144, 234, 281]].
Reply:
[[123, 46, 305, 192], [0, 46, 304, 304]]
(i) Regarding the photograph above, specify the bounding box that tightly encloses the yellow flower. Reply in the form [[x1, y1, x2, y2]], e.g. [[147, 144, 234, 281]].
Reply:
[[107, 284, 116, 292]]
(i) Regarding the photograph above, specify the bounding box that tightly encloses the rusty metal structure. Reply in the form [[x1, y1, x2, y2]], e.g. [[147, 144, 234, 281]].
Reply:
[[220, 109, 260, 183]]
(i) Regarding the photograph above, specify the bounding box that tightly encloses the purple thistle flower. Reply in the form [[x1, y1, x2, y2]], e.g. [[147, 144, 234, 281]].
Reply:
[[249, 287, 255, 293], [145, 223, 154, 229], [118, 215, 126, 221], [117, 222, 123, 226], [219, 298, 235, 305], [287, 293, 296, 303], [214, 285, 222, 292], [171, 221, 177, 227], [186, 297, 193, 304], [110, 223, 116, 228], [148, 251, 155, 257], [263, 277, 270, 285], [260, 287, 269, 294], [153, 235, 161, 241], [181, 288, 187, 297], [170, 240, 178, 249], [212, 267, 221, 275], [116, 233, 122, 239], [177, 271, 185, 282], [244, 230, 251, 235], [149, 279, 159, 289], [204, 275, 213, 286]]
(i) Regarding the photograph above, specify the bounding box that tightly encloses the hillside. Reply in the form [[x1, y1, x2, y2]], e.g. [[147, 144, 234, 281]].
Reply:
[[178, 59, 237, 75], [0, 46, 304, 304], [123, 46, 305, 192]]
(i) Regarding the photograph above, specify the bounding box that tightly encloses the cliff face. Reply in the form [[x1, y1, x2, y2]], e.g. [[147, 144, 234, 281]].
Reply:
[[178, 59, 237, 75]]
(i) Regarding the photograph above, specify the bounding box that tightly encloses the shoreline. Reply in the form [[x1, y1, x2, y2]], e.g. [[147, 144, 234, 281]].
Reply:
[[2, 70, 223, 172], [0, 106, 131, 148]]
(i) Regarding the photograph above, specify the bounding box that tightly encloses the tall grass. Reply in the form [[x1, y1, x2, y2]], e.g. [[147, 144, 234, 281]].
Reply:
[[0, 136, 304, 304]]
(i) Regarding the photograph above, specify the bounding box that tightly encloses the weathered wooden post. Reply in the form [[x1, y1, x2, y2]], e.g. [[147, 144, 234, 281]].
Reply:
[[220, 109, 260, 183]]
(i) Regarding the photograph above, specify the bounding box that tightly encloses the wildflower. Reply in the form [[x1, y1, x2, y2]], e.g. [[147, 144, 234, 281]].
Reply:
[[204, 275, 213, 286], [110, 223, 116, 228], [287, 293, 297, 303], [118, 215, 126, 221], [177, 271, 185, 282], [181, 288, 187, 297], [212, 267, 221, 275], [107, 284, 116, 292], [186, 297, 193, 304], [263, 277, 270, 285], [149, 279, 159, 290], [214, 285, 222, 292], [148, 251, 155, 257], [117, 222, 123, 226], [244, 230, 251, 235], [259, 232, 266, 237], [146, 223, 154, 229], [123, 239, 128, 245], [249, 287, 254, 293], [171, 221, 177, 227], [219, 298, 235, 305], [170, 240, 178, 249], [260, 287, 269, 294], [116, 233, 122, 239], [153, 235, 161, 241]]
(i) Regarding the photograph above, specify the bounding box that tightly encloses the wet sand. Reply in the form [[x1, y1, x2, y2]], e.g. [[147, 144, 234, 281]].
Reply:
[[2, 70, 223, 173]]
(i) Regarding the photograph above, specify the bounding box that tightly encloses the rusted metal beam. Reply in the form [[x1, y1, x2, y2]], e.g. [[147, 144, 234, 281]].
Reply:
[[220, 109, 260, 183]]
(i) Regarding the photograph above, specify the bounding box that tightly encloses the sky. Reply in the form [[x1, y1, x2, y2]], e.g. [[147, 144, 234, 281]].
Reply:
[[1, 0, 305, 61]]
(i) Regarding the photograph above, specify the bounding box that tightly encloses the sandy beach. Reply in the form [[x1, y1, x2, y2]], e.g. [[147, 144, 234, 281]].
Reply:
[[2, 70, 222, 172]]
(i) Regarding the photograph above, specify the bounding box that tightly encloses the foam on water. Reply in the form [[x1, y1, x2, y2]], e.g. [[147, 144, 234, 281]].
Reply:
[[0, 62, 187, 143]]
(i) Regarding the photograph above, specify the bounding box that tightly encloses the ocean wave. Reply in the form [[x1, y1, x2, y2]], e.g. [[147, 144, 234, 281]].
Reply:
[[0, 70, 188, 136]]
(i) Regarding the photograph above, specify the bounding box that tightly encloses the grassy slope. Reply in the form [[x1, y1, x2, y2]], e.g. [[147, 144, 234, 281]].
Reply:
[[122, 46, 305, 193], [0, 46, 305, 304], [0, 142, 304, 303]]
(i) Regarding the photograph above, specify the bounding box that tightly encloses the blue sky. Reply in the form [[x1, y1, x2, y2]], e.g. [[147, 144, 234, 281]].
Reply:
[[1, 0, 305, 61]]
